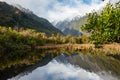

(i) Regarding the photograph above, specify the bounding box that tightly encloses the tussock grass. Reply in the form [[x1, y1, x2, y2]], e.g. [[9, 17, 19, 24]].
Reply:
[[36, 44, 120, 55]]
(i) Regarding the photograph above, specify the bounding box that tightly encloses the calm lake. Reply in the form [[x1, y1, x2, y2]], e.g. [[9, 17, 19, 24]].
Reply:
[[8, 51, 120, 80]]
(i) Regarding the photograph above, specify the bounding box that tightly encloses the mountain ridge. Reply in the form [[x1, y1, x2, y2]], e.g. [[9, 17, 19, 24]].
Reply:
[[0, 2, 62, 35], [54, 16, 87, 36]]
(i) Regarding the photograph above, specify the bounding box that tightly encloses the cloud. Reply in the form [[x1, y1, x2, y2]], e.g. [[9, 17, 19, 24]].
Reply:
[[9, 60, 118, 80], [0, 0, 118, 22]]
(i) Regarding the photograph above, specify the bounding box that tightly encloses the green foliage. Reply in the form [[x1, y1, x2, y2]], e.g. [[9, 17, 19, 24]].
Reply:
[[0, 26, 87, 51], [81, 2, 120, 44], [0, 26, 88, 70], [0, 26, 50, 70]]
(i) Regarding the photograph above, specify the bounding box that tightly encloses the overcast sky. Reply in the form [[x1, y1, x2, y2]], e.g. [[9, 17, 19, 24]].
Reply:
[[0, 0, 119, 22]]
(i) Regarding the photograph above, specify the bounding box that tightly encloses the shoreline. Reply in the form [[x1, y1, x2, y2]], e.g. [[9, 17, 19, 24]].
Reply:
[[34, 43, 120, 55]]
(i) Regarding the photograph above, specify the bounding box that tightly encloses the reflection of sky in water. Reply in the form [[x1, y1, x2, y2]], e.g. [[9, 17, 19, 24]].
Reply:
[[9, 60, 117, 80]]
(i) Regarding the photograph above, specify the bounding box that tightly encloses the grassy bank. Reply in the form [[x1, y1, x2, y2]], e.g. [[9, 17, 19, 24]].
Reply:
[[73, 44, 120, 55], [35, 44, 120, 55]]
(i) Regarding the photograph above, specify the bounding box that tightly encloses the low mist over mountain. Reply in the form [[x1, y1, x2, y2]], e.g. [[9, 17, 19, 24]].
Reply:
[[0, 2, 62, 35], [54, 16, 87, 36]]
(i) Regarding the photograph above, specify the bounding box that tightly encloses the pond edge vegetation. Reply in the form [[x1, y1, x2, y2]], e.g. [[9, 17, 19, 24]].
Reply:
[[0, 1, 120, 73]]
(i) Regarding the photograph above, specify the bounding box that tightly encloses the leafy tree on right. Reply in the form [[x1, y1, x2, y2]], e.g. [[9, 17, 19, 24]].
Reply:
[[81, 2, 120, 44]]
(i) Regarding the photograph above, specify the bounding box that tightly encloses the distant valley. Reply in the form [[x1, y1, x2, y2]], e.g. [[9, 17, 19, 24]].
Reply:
[[53, 16, 87, 36]]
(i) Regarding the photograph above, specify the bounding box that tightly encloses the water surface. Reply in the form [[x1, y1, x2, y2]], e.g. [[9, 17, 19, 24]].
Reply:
[[9, 52, 120, 80]]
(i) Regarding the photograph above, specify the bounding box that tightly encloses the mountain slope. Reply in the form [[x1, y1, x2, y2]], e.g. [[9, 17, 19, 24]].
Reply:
[[54, 16, 87, 36], [0, 2, 62, 35]]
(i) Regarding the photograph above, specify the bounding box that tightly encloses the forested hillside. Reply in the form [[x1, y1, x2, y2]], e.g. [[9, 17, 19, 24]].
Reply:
[[0, 2, 62, 35]]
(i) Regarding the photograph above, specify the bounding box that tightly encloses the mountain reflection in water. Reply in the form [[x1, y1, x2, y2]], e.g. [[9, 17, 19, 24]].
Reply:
[[9, 53, 120, 80]]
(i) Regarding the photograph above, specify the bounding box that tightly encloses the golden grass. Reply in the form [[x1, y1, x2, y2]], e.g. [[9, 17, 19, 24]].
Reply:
[[74, 44, 120, 55], [35, 43, 120, 55]]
